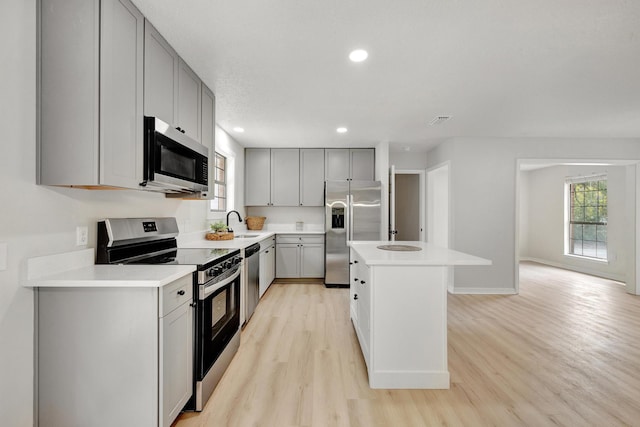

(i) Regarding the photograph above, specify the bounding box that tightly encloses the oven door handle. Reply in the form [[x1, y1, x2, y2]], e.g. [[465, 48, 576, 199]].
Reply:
[[201, 267, 241, 300]]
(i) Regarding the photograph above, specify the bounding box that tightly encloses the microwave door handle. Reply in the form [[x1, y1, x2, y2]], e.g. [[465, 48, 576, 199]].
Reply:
[[201, 268, 241, 299]]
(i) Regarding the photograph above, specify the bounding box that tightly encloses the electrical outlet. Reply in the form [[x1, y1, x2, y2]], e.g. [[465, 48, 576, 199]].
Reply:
[[0, 243, 6, 271], [76, 226, 88, 246]]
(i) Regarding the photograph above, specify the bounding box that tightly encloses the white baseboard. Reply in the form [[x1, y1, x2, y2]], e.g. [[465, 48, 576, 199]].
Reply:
[[520, 257, 625, 283], [369, 370, 450, 389], [449, 287, 517, 295]]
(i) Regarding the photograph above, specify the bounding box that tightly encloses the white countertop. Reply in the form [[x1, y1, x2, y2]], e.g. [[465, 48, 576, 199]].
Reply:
[[25, 264, 196, 288], [179, 228, 325, 250], [24, 248, 195, 288], [348, 241, 492, 267]]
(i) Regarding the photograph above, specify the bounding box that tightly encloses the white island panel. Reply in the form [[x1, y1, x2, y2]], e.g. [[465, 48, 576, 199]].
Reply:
[[348, 241, 490, 389], [370, 265, 449, 389]]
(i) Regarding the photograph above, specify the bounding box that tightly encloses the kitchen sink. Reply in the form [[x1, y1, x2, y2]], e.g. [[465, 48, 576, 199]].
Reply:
[[377, 244, 422, 252], [234, 234, 260, 238]]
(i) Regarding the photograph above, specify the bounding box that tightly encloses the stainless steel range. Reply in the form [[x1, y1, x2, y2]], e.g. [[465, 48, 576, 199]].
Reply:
[[96, 217, 242, 412]]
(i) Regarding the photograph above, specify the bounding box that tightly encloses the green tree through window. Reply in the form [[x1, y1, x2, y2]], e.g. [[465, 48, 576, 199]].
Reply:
[[568, 177, 607, 259]]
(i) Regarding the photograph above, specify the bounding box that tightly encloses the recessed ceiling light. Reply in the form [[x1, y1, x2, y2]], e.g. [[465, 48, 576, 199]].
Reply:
[[233, 127, 245, 133], [349, 49, 368, 62], [336, 127, 348, 134]]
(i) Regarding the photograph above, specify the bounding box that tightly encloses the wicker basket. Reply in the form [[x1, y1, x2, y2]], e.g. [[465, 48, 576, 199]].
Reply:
[[205, 231, 234, 240], [245, 216, 266, 230]]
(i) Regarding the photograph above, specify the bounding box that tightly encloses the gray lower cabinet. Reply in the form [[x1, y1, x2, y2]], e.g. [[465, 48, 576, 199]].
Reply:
[[275, 234, 325, 278], [38, 0, 144, 189], [259, 236, 276, 297], [37, 274, 194, 427]]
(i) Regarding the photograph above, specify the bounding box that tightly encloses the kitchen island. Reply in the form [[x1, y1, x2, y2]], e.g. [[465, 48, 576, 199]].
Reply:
[[348, 241, 491, 389]]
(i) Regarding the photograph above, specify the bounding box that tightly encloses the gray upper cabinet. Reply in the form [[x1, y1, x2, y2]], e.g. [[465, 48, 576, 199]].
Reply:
[[38, 0, 144, 189], [325, 148, 375, 181], [300, 149, 325, 206], [177, 59, 202, 143], [350, 149, 375, 181], [143, 20, 178, 126], [245, 148, 271, 205], [325, 149, 351, 181], [271, 149, 300, 206]]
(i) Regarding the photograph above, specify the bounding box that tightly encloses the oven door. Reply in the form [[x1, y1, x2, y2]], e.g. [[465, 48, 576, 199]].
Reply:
[[197, 268, 241, 378]]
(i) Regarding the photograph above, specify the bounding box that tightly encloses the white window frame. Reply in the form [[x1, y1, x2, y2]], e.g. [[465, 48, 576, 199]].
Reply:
[[564, 173, 608, 261]]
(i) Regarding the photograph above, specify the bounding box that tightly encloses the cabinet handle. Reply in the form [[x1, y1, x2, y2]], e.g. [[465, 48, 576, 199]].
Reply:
[[177, 290, 186, 296], [354, 278, 358, 282], [190, 302, 197, 307], [354, 260, 358, 264], [265, 250, 269, 254], [354, 294, 358, 300], [360, 280, 366, 285]]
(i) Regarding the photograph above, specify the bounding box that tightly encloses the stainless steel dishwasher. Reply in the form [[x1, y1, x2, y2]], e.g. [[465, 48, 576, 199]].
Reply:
[[244, 243, 261, 323]]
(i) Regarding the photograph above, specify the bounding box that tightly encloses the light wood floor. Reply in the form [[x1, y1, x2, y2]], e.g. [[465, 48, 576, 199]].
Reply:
[[174, 262, 640, 426]]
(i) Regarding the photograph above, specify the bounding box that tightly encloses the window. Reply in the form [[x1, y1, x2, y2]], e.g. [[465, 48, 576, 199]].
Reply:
[[567, 174, 607, 260], [210, 152, 227, 212]]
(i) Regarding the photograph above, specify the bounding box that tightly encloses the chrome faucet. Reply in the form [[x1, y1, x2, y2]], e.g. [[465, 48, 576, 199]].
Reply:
[[226, 210, 242, 231]]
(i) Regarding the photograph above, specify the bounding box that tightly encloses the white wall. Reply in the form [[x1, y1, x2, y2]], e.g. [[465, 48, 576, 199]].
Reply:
[[389, 150, 428, 170], [376, 141, 390, 239], [0, 3, 234, 424], [427, 138, 640, 294], [518, 171, 531, 257], [208, 126, 246, 229], [520, 165, 627, 281]]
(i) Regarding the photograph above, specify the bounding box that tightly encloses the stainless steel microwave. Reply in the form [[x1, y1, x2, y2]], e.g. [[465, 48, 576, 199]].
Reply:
[[142, 116, 208, 194]]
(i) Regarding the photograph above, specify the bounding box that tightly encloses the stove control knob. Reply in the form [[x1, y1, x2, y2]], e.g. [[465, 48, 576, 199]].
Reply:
[[214, 266, 223, 274], [234, 257, 241, 265]]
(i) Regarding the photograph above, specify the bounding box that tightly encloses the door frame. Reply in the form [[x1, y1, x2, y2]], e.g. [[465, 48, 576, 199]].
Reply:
[[516, 158, 640, 296]]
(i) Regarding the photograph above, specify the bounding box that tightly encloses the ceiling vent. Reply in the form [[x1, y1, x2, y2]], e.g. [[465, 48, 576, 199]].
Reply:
[[429, 115, 452, 126]]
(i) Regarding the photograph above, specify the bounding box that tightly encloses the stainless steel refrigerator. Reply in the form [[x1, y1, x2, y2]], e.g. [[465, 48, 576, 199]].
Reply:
[[325, 180, 383, 286]]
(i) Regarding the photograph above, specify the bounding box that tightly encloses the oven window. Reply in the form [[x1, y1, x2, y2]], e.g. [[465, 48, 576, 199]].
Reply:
[[211, 290, 227, 328], [160, 145, 196, 180]]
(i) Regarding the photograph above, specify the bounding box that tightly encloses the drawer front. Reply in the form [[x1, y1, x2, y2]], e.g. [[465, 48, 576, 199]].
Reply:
[[160, 274, 193, 317], [276, 234, 324, 244]]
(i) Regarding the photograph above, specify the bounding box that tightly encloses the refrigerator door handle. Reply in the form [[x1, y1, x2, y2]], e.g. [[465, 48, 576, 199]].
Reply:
[[347, 194, 353, 241]]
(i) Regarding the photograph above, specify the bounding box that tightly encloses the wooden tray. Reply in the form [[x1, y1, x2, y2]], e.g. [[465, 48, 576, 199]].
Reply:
[[205, 231, 234, 240]]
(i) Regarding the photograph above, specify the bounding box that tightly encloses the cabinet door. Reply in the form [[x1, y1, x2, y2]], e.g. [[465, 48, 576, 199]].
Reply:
[[276, 244, 299, 278], [159, 301, 193, 427], [356, 264, 371, 357], [300, 244, 325, 278], [350, 149, 375, 181], [100, 0, 144, 189], [271, 149, 300, 206], [245, 148, 271, 205], [325, 149, 350, 181], [143, 19, 178, 126], [177, 59, 202, 143], [259, 250, 268, 298], [349, 250, 358, 321], [300, 149, 325, 206], [267, 245, 276, 285]]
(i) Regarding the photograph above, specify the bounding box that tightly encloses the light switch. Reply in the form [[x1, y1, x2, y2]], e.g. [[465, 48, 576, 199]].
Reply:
[[0, 243, 7, 271], [76, 226, 88, 246]]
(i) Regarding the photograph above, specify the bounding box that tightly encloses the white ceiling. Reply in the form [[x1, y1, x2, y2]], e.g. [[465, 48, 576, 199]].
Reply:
[[132, 0, 640, 151]]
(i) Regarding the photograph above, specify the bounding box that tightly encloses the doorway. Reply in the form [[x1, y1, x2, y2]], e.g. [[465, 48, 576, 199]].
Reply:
[[390, 168, 425, 241]]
